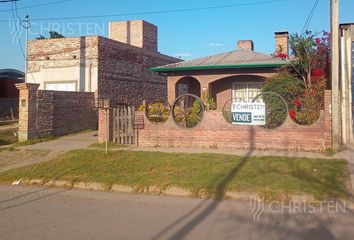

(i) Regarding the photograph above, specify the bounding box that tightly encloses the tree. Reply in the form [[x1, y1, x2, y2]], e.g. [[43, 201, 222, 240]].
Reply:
[[288, 31, 330, 89], [36, 34, 46, 40], [264, 31, 330, 125], [49, 31, 65, 39], [36, 31, 65, 40]]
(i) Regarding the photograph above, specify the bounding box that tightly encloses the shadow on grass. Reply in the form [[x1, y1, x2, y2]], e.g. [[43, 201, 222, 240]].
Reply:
[[151, 127, 256, 240], [151, 129, 354, 240]]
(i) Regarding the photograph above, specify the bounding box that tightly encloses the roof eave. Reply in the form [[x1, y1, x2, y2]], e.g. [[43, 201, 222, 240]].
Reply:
[[150, 62, 286, 72]]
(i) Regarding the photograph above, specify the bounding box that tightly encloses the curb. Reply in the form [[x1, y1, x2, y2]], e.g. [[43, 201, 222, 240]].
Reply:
[[10, 179, 353, 207]]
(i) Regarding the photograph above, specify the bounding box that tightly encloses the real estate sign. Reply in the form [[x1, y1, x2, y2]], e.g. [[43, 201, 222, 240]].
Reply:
[[231, 102, 266, 125]]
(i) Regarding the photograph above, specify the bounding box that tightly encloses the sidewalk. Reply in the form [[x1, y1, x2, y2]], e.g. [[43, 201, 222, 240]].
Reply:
[[19, 131, 97, 154], [130, 146, 348, 160], [0, 131, 97, 173]]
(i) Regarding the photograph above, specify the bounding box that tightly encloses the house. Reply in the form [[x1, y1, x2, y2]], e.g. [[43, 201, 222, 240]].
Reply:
[[151, 32, 288, 109], [26, 20, 181, 106], [0, 69, 24, 119], [0, 69, 24, 98]]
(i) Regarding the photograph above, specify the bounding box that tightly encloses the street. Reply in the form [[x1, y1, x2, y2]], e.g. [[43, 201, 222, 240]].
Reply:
[[0, 185, 353, 240]]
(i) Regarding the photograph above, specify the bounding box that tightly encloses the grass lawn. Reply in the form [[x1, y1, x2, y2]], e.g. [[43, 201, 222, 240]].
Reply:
[[0, 150, 350, 200], [88, 142, 125, 149], [0, 128, 18, 146]]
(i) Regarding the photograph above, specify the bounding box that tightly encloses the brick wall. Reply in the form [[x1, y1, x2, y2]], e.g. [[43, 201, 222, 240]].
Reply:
[[27, 36, 99, 91], [275, 31, 289, 56], [109, 20, 158, 51], [28, 36, 99, 72], [27, 22, 180, 104], [97, 36, 180, 106], [16, 83, 97, 141], [134, 90, 334, 151], [237, 40, 254, 51]]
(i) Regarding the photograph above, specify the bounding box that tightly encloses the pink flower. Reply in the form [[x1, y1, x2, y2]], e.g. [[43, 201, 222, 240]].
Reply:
[[311, 68, 324, 78], [276, 53, 288, 59], [316, 38, 321, 46], [289, 109, 296, 120], [293, 99, 301, 107]]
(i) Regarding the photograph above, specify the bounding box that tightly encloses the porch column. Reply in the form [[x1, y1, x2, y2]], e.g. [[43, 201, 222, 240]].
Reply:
[[15, 83, 40, 141], [200, 83, 209, 102], [167, 76, 176, 104]]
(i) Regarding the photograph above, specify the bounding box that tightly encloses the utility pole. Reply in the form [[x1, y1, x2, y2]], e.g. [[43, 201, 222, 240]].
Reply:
[[331, 0, 340, 150], [24, 15, 29, 83]]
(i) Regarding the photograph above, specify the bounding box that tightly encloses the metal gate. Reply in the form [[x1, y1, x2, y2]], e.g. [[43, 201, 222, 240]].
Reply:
[[112, 106, 136, 144]]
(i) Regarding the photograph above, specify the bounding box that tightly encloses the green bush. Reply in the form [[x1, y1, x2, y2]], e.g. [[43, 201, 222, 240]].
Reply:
[[262, 71, 324, 126], [173, 98, 203, 128]]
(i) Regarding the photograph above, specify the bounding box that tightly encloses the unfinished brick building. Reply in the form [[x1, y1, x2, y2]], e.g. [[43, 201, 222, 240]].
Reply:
[[26, 20, 181, 106], [15, 20, 180, 141]]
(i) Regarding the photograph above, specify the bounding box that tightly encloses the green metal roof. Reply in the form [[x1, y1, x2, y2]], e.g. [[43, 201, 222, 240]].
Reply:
[[150, 49, 287, 73], [151, 62, 285, 72]]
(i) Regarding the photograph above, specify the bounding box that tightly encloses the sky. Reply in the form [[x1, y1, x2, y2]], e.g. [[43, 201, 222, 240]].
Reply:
[[0, 0, 353, 71]]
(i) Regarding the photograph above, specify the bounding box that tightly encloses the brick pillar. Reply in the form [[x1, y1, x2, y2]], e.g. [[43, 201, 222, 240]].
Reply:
[[167, 77, 176, 105], [15, 83, 40, 142], [275, 31, 289, 56], [237, 40, 254, 51], [98, 109, 113, 143], [324, 90, 333, 149]]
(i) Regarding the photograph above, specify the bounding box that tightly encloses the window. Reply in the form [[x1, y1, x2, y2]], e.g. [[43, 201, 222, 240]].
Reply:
[[232, 82, 262, 102], [45, 82, 76, 91]]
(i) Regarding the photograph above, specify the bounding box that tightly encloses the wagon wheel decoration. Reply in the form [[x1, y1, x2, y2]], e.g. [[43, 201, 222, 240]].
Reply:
[[252, 92, 288, 129], [222, 97, 249, 123], [221, 99, 233, 124], [145, 98, 171, 124], [172, 94, 205, 128]]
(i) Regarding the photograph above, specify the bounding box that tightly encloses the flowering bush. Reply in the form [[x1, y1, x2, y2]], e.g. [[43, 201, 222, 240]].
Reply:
[[265, 31, 329, 125], [274, 52, 288, 59]]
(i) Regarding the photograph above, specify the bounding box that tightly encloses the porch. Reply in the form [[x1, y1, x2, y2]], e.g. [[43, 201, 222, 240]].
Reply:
[[168, 73, 273, 109]]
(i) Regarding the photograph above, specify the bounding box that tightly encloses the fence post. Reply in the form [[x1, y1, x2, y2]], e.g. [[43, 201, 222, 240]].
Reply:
[[15, 83, 40, 142]]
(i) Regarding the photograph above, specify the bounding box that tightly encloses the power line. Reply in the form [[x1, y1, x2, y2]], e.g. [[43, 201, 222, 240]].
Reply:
[[0, 0, 19, 3], [11, 1, 26, 60], [302, 0, 320, 33], [0, 0, 291, 22], [0, 0, 72, 12], [11, 1, 36, 83]]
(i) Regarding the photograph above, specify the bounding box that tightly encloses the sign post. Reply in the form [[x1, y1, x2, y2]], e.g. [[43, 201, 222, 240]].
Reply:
[[231, 102, 266, 126], [94, 98, 112, 155]]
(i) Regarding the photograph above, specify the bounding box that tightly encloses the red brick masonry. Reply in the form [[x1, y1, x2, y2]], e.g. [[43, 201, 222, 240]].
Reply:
[[16, 83, 97, 141], [135, 90, 334, 151]]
